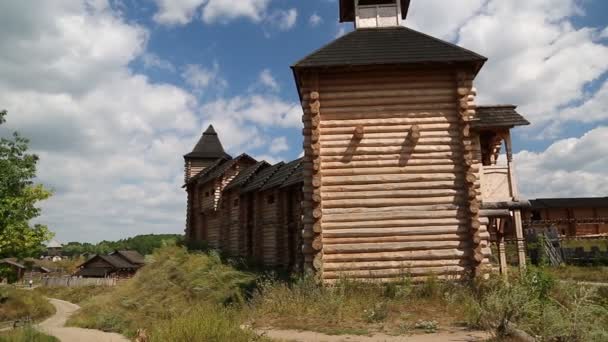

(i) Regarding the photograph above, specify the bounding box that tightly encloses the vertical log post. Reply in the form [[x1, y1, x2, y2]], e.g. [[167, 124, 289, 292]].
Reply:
[[301, 72, 323, 274], [457, 72, 484, 277], [497, 218, 508, 279], [505, 132, 527, 272]]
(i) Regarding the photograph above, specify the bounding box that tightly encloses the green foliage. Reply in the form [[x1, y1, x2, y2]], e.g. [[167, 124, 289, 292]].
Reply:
[[0, 265, 18, 284], [0, 327, 59, 342], [34, 286, 114, 305], [61, 234, 183, 257], [67, 244, 256, 337], [0, 110, 53, 259], [0, 287, 55, 322]]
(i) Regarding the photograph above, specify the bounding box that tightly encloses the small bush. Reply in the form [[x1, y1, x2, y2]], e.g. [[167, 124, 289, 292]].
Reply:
[[0, 288, 54, 322]]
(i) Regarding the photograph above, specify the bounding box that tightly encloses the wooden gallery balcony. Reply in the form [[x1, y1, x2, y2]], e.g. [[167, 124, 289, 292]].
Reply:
[[480, 165, 512, 202]]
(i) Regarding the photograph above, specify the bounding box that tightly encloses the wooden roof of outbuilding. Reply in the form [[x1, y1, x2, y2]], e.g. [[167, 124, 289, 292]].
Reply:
[[241, 162, 285, 193], [473, 105, 530, 129], [80, 254, 139, 270], [281, 161, 304, 188], [184, 125, 232, 160], [531, 197, 608, 209], [111, 250, 145, 265], [261, 158, 303, 191], [196, 154, 257, 185], [293, 27, 487, 72], [225, 161, 271, 191], [339, 0, 411, 22]]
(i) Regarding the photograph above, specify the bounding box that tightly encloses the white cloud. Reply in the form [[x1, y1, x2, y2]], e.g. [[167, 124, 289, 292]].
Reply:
[[335, 25, 348, 38], [407, 0, 486, 40], [309, 13, 323, 27], [602, 27, 608, 38], [269, 136, 289, 154], [266, 8, 297, 31], [516, 127, 608, 198], [153, 0, 274, 25], [456, 0, 608, 130], [258, 69, 279, 92], [141, 52, 175, 72], [181, 63, 226, 94]]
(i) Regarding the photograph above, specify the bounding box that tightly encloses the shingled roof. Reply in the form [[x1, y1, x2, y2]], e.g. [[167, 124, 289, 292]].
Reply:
[[225, 161, 271, 191], [281, 161, 304, 188], [531, 197, 608, 209], [339, 0, 411, 22], [184, 125, 232, 160], [473, 106, 530, 129], [196, 154, 257, 185], [185, 157, 230, 186], [261, 158, 303, 191], [241, 162, 285, 193], [292, 27, 487, 72]]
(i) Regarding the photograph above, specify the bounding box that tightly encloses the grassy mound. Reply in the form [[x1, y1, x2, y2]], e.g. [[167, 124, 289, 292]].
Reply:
[[0, 288, 54, 322], [0, 327, 58, 342], [67, 245, 258, 339]]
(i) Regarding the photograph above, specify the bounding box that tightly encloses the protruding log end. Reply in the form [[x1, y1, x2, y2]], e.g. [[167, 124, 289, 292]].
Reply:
[[309, 101, 321, 115], [409, 124, 421, 141], [312, 236, 323, 251], [354, 125, 365, 139], [313, 221, 322, 234], [313, 207, 323, 219], [310, 91, 319, 101], [313, 254, 323, 271]]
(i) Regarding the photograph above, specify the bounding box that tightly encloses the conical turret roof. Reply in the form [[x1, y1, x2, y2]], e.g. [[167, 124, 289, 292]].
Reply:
[[184, 125, 232, 159]]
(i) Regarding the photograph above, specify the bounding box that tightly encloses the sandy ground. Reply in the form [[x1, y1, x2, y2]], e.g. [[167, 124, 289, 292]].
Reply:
[[257, 328, 491, 342], [37, 298, 129, 342]]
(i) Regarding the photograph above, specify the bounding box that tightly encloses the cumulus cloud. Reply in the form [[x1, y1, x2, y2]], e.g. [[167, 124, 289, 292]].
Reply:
[[269, 136, 289, 154], [258, 69, 280, 92], [516, 127, 608, 198], [152, 0, 282, 26], [309, 13, 323, 27], [141, 52, 175, 72], [181, 63, 227, 94], [266, 8, 297, 31]]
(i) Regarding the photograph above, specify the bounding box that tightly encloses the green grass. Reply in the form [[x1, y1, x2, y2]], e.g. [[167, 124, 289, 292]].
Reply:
[[34, 286, 114, 305], [0, 287, 55, 322], [546, 265, 608, 283], [0, 327, 58, 342]]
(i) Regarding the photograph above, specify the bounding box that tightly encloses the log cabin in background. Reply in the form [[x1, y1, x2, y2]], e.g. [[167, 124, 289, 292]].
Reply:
[[523, 197, 608, 237], [184, 0, 532, 281]]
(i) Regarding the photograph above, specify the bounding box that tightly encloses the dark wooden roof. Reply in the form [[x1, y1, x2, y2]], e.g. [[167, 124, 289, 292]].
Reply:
[[473, 106, 530, 129], [197, 154, 257, 185], [225, 161, 271, 191], [185, 157, 230, 186], [184, 125, 232, 160], [75, 268, 109, 277], [111, 250, 145, 265], [241, 162, 285, 194], [281, 161, 304, 188], [1, 259, 26, 269], [80, 254, 138, 270], [261, 158, 303, 191], [340, 0, 411, 22], [293, 27, 486, 72], [531, 197, 608, 210]]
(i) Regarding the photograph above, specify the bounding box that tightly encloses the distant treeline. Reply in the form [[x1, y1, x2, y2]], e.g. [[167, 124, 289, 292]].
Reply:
[[62, 234, 184, 257]]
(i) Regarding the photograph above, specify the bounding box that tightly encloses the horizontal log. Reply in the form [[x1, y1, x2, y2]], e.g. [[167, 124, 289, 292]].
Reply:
[[321, 137, 461, 148], [317, 95, 457, 108], [318, 72, 454, 85], [322, 247, 491, 262], [321, 180, 463, 192], [321, 189, 459, 200], [303, 88, 455, 101], [324, 233, 490, 245], [320, 152, 461, 162], [322, 266, 469, 279], [320, 145, 474, 157], [322, 174, 458, 186], [324, 259, 471, 272], [321, 123, 457, 134], [323, 209, 463, 223], [315, 81, 456, 94], [322, 196, 466, 209], [323, 226, 485, 238], [321, 165, 472, 177], [315, 103, 459, 116], [323, 241, 471, 254], [323, 218, 469, 229], [320, 113, 459, 124], [321, 130, 461, 142]]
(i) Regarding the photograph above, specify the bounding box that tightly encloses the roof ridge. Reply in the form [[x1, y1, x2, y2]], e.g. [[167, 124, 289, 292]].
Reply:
[[400, 26, 488, 62]]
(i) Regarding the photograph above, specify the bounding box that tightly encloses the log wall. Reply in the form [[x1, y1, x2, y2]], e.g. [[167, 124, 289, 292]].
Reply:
[[298, 68, 492, 281]]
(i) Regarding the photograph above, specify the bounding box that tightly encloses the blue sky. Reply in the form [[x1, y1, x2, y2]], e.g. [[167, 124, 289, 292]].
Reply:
[[0, 0, 607, 242]]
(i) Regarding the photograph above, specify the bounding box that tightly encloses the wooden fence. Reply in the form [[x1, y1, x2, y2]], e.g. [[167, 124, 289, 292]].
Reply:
[[41, 277, 117, 288]]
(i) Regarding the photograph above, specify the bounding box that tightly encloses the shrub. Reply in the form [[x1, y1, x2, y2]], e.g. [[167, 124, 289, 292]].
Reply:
[[0, 327, 58, 342], [0, 288, 54, 322]]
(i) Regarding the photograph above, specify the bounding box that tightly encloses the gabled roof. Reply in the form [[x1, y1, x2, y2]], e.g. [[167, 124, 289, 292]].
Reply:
[[184, 125, 232, 160], [185, 157, 230, 187], [197, 154, 257, 185], [111, 250, 145, 265], [1, 259, 26, 269], [241, 162, 285, 193], [225, 161, 271, 191], [261, 158, 303, 191], [340, 0, 411, 22], [531, 197, 608, 210], [281, 161, 304, 188], [293, 27, 487, 73], [80, 254, 138, 270], [46, 239, 62, 248], [473, 105, 530, 129]]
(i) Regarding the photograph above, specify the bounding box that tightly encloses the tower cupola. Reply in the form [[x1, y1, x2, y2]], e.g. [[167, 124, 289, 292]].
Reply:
[[184, 125, 231, 182], [340, 0, 411, 29]]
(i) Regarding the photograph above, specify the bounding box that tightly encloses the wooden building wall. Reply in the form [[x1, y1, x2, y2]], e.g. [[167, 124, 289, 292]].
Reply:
[[524, 207, 608, 236], [298, 68, 490, 281]]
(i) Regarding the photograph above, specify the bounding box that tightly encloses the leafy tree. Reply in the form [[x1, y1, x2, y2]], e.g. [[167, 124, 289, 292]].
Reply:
[[0, 110, 53, 259]]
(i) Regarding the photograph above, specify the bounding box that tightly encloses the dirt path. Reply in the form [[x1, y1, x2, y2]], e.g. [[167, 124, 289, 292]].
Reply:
[[37, 298, 129, 342], [258, 328, 490, 342]]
